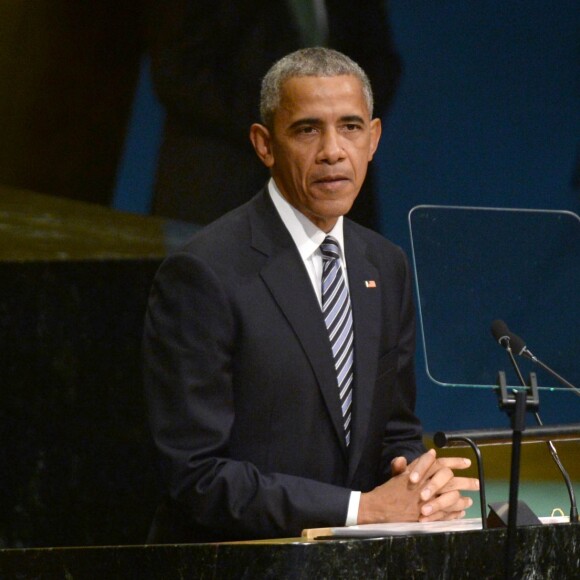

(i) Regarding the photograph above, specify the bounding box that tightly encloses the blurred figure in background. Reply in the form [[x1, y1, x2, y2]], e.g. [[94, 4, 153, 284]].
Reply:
[[149, 0, 402, 229]]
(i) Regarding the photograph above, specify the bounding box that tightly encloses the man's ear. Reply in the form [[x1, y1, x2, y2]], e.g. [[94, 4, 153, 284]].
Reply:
[[368, 117, 382, 161], [250, 123, 275, 168]]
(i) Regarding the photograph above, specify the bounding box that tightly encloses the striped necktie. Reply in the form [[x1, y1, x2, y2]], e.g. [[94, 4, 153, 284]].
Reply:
[[320, 236, 354, 447]]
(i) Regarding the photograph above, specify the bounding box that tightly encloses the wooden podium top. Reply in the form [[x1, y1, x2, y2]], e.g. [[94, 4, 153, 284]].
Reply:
[[0, 185, 197, 261]]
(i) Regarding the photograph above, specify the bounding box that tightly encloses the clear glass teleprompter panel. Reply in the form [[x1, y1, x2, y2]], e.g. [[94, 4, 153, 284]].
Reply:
[[408, 206, 579, 389]]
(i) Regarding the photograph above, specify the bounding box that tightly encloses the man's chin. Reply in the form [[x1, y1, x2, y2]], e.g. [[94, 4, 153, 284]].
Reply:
[[319, 196, 357, 217], [305, 201, 356, 230]]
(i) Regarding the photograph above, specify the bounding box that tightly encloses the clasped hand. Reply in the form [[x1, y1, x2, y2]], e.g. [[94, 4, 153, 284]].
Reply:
[[358, 448, 479, 524]]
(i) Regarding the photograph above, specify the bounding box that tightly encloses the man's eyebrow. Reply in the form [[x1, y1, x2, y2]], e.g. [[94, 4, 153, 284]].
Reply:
[[288, 117, 322, 130], [340, 115, 366, 125], [288, 115, 367, 130]]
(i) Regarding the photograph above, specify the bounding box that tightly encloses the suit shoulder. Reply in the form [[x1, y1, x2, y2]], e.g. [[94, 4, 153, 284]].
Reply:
[[175, 204, 252, 260], [346, 219, 407, 262]]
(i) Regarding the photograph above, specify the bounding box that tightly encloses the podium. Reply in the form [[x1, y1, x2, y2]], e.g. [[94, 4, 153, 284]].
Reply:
[[0, 187, 196, 548], [1, 524, 579, 578]]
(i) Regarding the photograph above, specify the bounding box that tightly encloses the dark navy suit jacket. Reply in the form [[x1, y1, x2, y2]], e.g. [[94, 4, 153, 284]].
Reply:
[[143, 188, 424, 542]]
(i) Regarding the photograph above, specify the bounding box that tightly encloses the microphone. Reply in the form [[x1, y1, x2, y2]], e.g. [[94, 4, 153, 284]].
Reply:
[[491, 319, 579, 395], [490, 319, 579, 523], [490, 319, 526, 386], [490, 319, 526, 353], [491, 319, 511, 349]]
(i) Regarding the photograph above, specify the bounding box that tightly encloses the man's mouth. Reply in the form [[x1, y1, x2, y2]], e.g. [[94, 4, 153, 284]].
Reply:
[[313, 175, 349, 186]]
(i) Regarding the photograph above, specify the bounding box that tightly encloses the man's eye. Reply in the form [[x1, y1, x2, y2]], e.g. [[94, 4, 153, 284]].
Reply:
[[299, 126, 317, 134], [344, 124, 361, 131]]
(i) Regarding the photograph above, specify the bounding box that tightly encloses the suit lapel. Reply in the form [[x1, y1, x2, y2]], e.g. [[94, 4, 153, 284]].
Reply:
[[343, 224, 382, 481], [249, 192, 349, 458]]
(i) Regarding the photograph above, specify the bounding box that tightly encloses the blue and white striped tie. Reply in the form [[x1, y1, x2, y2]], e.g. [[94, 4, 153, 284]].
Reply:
[[321, 236, 354, 447]]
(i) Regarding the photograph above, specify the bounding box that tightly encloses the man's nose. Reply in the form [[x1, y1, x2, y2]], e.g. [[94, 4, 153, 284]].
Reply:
[[317, 129, 345, 163]]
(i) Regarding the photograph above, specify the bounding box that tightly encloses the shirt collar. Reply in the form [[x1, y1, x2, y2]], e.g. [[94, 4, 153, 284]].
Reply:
[[268, 178, 346, 263]]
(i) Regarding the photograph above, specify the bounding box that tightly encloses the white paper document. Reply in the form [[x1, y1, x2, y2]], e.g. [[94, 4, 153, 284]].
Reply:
[[329, 516, 569, 537]]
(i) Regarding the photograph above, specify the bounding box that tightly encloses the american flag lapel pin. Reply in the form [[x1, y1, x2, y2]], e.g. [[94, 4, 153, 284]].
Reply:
[[365, 280, 377, 288]]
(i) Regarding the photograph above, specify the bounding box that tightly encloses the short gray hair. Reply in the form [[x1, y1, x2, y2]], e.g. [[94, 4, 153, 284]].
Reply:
[[259, 47, 374, 127]]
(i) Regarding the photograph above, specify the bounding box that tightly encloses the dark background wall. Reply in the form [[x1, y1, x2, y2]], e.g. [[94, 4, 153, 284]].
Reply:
[[376, 1, 580, 430], [0, 0, 150, 203]]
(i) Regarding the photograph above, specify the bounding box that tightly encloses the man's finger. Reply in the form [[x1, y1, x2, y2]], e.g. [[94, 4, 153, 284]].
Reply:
[[435, 457, 472, 471], [421, 492, 473, 519], [408, 449, 437, 484], [437, 476, 480, 494], [422, 475, 480, 500], [390, 456, 408, 476], [419, 466, 456, 500], [419, 509, 467, 523]]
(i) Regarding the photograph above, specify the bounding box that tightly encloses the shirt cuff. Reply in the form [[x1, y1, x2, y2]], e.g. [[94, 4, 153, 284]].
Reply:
[[345, 491, 361, 526]]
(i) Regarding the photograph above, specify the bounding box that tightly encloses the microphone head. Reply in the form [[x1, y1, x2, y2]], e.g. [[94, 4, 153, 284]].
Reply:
[[491, 319, 527, 355], [508, 331, 526, 355], [491, 319, 510, 348]]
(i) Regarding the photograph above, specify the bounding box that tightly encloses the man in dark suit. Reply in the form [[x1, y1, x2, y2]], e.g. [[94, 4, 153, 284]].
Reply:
[[150, 0, 402, 229], [144, 47, 477, 543]]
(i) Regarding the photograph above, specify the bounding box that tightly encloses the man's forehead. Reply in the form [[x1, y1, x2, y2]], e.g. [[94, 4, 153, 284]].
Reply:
[[280, 74, 363, 94], [277, 75, 369, 116]]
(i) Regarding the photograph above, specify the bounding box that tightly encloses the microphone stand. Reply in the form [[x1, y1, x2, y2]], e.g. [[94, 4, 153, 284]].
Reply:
[[437, 366, 579, 580], [511, 340, 579, 524], [436, 420, 580, 580], [502, 342, 579, 524], [495, 370, 539, 580], [533, 412, 579, 524]]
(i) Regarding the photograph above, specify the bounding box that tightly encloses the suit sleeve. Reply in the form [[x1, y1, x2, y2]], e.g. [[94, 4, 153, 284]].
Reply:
[[143, 251, 351, 540]]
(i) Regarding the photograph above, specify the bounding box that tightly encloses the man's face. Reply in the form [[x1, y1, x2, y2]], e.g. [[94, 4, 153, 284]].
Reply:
[[251, 75, 381, 232]]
